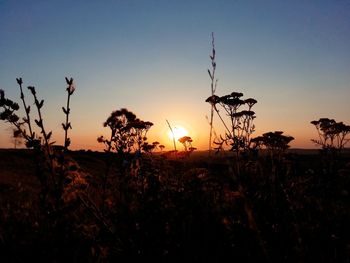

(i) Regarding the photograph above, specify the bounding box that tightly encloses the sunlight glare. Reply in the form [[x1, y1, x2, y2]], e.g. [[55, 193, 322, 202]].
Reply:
[[167, 126, 188, 141]]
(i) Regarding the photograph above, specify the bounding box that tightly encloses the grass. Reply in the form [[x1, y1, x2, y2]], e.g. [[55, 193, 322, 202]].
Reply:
[[0, 148, 349, 262]]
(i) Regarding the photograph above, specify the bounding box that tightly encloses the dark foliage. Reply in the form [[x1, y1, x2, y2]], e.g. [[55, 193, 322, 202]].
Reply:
[[1, 149, 350, 262]]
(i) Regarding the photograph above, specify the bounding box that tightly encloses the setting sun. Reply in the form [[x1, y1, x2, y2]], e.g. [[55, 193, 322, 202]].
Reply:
[[167, 126, 189, 141]]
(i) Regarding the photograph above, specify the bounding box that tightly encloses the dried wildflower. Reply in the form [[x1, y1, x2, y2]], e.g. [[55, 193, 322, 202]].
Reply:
[[10, 102, 20, 111], [8, 114, 20, 123], [222, 97, 245, 107], [230, 92, 244, 98], [62, 77, 75, 150], [311, 117, 350, 150], [205, 95, 220, 106], [241, 110, 255, 117], [97, 136, 105, 143], [245, 98, 257, 108], [178, 136, 194, 152], [99, 108, 153, 154], [209, 90, 258, 156], [253, 131, 294, 154]]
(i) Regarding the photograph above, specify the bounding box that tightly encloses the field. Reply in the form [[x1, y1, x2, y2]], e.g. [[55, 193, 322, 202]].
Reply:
[[0, 148, 349, 262]]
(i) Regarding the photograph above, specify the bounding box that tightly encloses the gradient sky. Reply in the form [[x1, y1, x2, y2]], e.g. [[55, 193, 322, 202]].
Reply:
[[1, 0, 350, 150]]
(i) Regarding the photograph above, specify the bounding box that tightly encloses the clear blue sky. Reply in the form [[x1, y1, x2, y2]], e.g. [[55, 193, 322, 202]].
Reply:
[[1, 0, 350, 150]]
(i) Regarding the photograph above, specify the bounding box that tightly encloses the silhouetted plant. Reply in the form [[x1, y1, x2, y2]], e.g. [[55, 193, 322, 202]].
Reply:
[[1, 78, 82, 214], [206, 92, 257, 156], [16, 77, 36, 145], [62, 77, 75, 151], [311, 118, 350, 151], [252, 131, 294, 158], [0, 86, 41, 150], [207, 32, 218, 154], [0, 90, 25, 137], [152, 141, 160, 151], [131, 118, 154, 153], [98, 108, 154, 204], [310, 118, 350, 174], [251, 131, 294, 183], [27, 84, 54, 169], [159, 144, 165, 152], [141, 141, 160, 153], [141, 141, 159, 153], [178, 136, 194, 152], [9, 127, 24, 148], [98, 108, 153, 155]]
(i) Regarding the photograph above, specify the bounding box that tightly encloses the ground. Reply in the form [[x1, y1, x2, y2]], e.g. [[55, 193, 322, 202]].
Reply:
[[0, 148, 349, 262]]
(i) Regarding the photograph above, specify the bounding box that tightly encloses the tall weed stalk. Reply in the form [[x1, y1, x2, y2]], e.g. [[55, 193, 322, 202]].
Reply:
[[208, 32, 218, 155]]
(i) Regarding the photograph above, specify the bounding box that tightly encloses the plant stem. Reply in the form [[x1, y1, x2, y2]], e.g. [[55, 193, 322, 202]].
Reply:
[[214, 107, 232, 137], [208, 32, 216, 155], [166, 119, 177, 151], [64, 92, 71, 151], [17, 81, 34, 137], [32, 91, 53, 171]]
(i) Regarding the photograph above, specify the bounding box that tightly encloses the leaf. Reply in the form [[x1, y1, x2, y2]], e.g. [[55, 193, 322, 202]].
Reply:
[[46, 131, 52, 140], [27, 86, 36, 95], [65, 138, 71, 147], [208, 69, 213, 80], [35, 119, 42, 127], [65, 77, 73, 85], [62, 107, 68, 114], [38, 100, 44, 109], [13, 129, 22, 138]]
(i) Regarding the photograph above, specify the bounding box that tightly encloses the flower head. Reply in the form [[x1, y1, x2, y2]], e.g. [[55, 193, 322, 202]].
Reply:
[[205, 95, 220, 105], [67, 84, 75, 95], [245, 98, 257, 108]]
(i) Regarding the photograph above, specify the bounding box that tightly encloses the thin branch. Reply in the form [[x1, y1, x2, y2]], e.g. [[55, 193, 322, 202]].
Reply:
[[16, 78, 34, 137]]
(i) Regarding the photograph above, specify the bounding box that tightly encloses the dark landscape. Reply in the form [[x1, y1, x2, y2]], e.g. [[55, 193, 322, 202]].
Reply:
[[1, 2, 350, 262], [0, 147, 349, 262]]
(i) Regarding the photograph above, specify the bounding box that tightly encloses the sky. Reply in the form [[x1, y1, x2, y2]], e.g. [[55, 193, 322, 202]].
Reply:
[[1, 0, 350, 151]]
